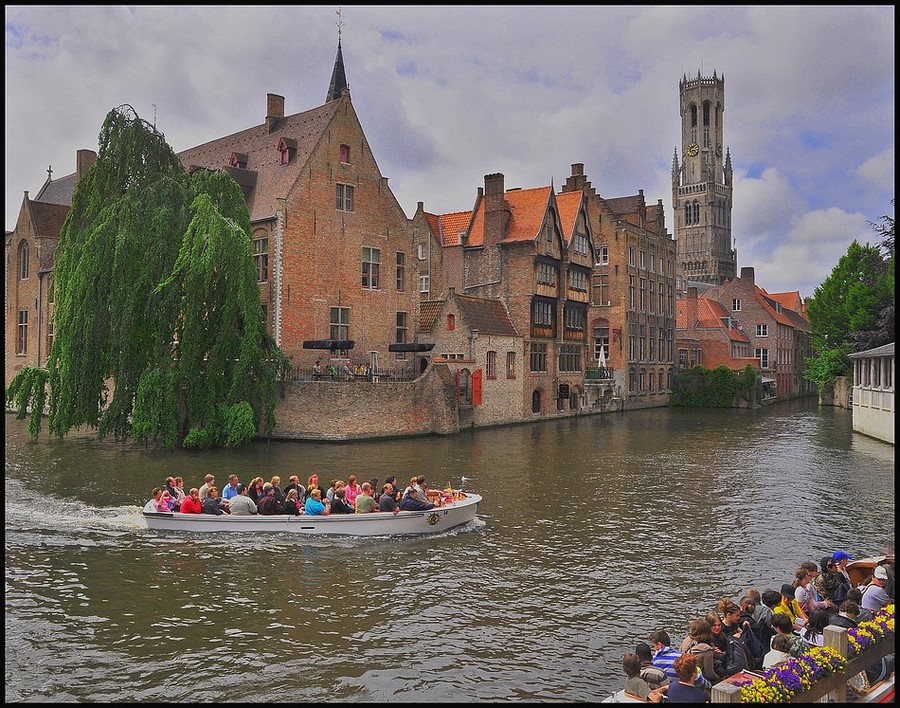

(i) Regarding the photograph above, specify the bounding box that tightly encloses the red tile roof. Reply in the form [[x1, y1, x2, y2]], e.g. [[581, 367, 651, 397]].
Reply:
[[425, 210, 473, 247], [555, 190, 582, 244]]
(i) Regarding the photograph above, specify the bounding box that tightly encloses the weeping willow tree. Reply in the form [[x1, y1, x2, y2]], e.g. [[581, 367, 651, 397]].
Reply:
[[6, 105, 287, 448]]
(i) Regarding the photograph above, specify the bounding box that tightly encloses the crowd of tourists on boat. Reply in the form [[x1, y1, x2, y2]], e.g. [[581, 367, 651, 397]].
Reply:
[[145, 473, 451, 517], [618, 551, 895, 703]]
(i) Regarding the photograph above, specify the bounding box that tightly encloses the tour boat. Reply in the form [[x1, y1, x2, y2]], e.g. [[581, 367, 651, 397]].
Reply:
[[846, 554, 895, 587], [143, 491, 482, 536]]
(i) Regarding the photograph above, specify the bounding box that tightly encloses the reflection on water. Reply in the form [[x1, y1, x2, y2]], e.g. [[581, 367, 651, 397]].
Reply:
[[4, 400, 895, 702]]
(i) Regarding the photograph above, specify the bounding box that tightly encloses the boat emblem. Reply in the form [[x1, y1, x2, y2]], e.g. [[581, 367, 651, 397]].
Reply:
[[426, 512, 440, 526]]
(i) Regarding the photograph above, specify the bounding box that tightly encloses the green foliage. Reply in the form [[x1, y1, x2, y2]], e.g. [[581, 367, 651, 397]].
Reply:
[[12, 105, 287, 449], [669, 364, 759, 408], [804, 348, 849, 397], [5, 367, 50, 438]]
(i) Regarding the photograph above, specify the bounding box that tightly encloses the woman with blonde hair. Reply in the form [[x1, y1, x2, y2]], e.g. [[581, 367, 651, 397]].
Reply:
[[280, 488, 301, 516], [679, 617, 722, 682], [269, 475, 284, 503]]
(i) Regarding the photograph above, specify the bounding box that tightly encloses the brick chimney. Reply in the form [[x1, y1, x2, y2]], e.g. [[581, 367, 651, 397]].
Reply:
[[483, 173, 510, 244], [561, 162, 595, 196], [740, 266, 755, 284], [76, 149, 97, 181], [687, 286, 699, 329], [266, 93, 285, 134]]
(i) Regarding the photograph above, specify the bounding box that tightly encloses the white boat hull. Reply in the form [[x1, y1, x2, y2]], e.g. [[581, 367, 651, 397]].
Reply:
[[143, 493, 481, 536]]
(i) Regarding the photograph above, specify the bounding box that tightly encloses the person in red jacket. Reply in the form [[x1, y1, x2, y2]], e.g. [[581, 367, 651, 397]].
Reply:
[[179, 488, 203, 514]]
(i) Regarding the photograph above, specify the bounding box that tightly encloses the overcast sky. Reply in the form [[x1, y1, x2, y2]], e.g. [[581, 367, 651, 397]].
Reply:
[[5, 6, 894, 298]]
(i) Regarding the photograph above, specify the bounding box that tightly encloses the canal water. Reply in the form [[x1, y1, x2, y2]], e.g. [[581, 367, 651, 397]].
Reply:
[[4, 400, 894, 702]]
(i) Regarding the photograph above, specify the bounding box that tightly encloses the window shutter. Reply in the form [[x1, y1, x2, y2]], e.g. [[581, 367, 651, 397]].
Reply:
[[472, 369, 483, 406]]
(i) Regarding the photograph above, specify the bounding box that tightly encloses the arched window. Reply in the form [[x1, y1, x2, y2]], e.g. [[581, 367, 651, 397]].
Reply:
[[684, 203, 691, 226], [692, 202, 700, 224], [18, 241, 29, 280], [690, 104, 698, 128], [531, 389, 541, 413]]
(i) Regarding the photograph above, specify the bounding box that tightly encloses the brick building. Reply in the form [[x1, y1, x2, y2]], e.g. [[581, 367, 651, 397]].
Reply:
[[675, 286, 758, 372]]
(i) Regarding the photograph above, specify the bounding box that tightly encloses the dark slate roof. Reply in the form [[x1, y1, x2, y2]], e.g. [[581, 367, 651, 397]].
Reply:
[[177, 100, 341, 222], [455, 294, 519, 337], [35, 174, 77, 207], [602, 194, 643, 215], [326, 39, 349, 103]]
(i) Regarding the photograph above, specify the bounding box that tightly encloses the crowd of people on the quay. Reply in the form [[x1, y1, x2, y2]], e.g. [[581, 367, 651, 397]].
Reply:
[[619, 552, 895, 703], [145, 473, 448, 517]]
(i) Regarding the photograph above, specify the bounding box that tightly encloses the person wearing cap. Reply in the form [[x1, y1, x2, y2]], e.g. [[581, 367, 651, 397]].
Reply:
[[228, 483, 259, 515], [860, 565, 891, 612], [774, 583, 807, 631], [832, 551, 853, 602], [814, 556, 843, 607]]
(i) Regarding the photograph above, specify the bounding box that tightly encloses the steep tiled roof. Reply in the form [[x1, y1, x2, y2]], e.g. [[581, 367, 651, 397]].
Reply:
[[29, 201, 70, 242], [425, 210, 472, 247], [766, 290, 802, 312], [505, 187, 552, 243], [418, 299, 444, 333], [555, 190, 582, 244], [755, 288, 796, 327], [178, 100, 341, 222], [603, 194, 643, 215], [455, 294, 519, 336], [35, 174, 76, 207]]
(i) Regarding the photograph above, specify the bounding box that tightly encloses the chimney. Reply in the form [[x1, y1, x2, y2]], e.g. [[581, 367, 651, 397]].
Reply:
[[483, 173, 511, 244], [266, 93, 285, 134], [76, 149, 97, 181], [687, 286, 699, 329], [571, 163, 584, 176], [740, 266, 755, 284]]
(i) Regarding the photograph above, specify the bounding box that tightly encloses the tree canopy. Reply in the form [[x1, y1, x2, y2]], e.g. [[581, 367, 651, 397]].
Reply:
[[803, 206, 894, 394], [6, 105, 287, 448]]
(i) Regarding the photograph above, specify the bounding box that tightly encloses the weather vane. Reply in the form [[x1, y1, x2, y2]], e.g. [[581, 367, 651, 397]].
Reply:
[[336, 7, 344, 40]]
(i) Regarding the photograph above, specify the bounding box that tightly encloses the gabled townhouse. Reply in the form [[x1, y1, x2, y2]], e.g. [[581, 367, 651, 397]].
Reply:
[[418, 288, 524, 427], [561, 163, 678, 410], [675, 286, 759, 372], [701, 267, 813, 398]]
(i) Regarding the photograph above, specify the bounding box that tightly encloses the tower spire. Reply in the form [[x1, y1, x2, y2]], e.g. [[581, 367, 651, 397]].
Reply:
[[327, 8, 349, 102]]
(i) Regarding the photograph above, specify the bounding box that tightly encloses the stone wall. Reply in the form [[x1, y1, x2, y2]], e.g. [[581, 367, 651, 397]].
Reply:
[[271, 363, 459, 441]]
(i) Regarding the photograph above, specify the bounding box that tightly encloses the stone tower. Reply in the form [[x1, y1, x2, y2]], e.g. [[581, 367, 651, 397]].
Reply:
[[672, 70, 736, 285]]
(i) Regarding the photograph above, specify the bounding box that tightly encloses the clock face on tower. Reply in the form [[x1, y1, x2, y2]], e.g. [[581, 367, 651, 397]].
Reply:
[[687, 142, 699, 157]]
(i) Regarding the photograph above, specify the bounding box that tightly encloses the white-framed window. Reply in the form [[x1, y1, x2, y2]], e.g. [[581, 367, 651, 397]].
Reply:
[[417, 243, 426, 260], [640, 251, 646, 269], [330, 307, 350, 342], [573, 233, 588, 256], [362, 247, 380, 289], [756, 324, 768, 337], [419, 274, 430, 293], [732, 299, 741, 311], [649, 254, 655, 273], [599, 245, 609, 265], [335, 184, 354, 212], [755, 347, 769, 368], [628, 246, 636, 266], [253, 236, 268, 282]]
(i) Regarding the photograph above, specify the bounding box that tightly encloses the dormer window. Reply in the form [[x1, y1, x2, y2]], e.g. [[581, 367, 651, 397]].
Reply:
[[230, 152, 248, 169], [340, 144, 350, 164], [277, 138, 297, 166]]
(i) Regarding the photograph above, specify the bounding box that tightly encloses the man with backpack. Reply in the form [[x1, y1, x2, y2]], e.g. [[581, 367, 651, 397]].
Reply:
[[716, 603, 759, 677]]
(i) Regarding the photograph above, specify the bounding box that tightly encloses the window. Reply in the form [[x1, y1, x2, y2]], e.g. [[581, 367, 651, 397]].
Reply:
[[756, 324, 768, 337], [593, 327, 609, 363], [531, 389, 542, 414], [46, 318, 54, 358], [530, 342, 547, 372], [506, 351, 516, 379], [559, 344, 581, 372], [362, 247, 380, 289], [486, 351, 497, 378], [599, 245, 609, 265], [532, 300, 553, 327], [395, 252, 406, 291], [419, 274, 430, 294], [755, 348, 769, 368], [732, 299, 741, 312], [339, 144, 350, 163], [447, 314, 455, 331], [330, 306, 350, 343], [639, 278, 646, 312], [417, 243, 426, 260], [18, 242, 29, 280], [573, 234, 588, 255], [628, 247, 636, 267], [253, 236, 268, 282], [545, 224, 553, 242], [599, 274, 610, 305], [395, 312, 408, 352], [336, 184, 354, 211], [649, 254, 655, 273], [640, 251, 646, 269], [537, 263, 557, 286], [564, 304, 585, 331], [17, 310, 28, 354], [679, 348, 688, 367], [569, 270, 587, 292], [629, 276, 635, 309]]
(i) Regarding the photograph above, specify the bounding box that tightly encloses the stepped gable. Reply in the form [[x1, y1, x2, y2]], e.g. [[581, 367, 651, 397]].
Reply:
[[177, 100, 341, 222]]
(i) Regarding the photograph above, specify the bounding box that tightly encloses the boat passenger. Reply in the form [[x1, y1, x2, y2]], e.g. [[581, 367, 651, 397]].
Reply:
[[774, 583, 807, 631], [846, 587, 874, 622], [664, 653, 709, 703], [800, 610, 829, 647], [306, 474, 322, 502], [269, 476, 284, 504], [329, 488, 354, 514], [815, 556, 844, 606], [678, 618, 722, 683], [382, 475, 402, 505], [770, 614, 810, 657], [828, 599, 860, 629], [280, 488, 302, 516], [621, 652, 664, 702], [202, 486, 226, 515], [746, 588, 775, 628], [378, 483, 400, 515], [399, 491, 435, 512], [247, 477, 265, 504], [221, 475, 240, 501], [304, 488, 330, 516], [344, 475, 361, 507], [180, 488, 203, 514], [173, 477, 187, 506], [148, 487, 170, 512], [256, 484, 281, 515], [198, 474, 215, 502], [635, 643, 668, 689], [860, 565, 891, 612], [283, 475, 305, 500], [704, 611, 727, 655], [229, 484, 258, 515], [762, 634, 792, 669], [354, 483, 377, 513], [649, 629, 682, 683], [798, 561, 834, 612]]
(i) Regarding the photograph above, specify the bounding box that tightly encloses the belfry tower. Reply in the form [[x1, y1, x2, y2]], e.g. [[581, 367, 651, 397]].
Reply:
[[672, 70, 736, 285]]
